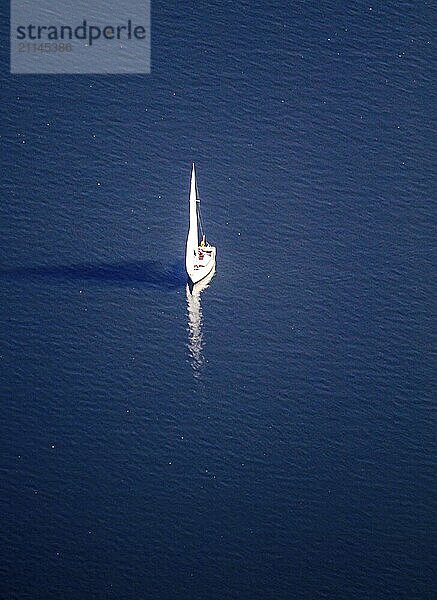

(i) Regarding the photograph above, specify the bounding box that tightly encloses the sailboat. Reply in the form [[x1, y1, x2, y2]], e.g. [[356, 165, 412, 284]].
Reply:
[[185, 163, 216, 284]]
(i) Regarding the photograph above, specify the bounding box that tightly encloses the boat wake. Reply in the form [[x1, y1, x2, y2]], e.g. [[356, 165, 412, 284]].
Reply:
[[186, 265, 215, 378]]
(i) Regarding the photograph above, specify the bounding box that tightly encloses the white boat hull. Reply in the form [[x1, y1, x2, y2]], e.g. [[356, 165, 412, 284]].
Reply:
[[187, 246, 216, 284]]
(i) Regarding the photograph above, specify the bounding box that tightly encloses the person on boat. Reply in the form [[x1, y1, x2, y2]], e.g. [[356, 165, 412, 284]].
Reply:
[[200, 235, 206, 248]]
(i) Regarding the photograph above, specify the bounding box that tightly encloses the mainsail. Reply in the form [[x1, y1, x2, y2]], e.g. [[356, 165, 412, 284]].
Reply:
[[185, 163, 199, 274]]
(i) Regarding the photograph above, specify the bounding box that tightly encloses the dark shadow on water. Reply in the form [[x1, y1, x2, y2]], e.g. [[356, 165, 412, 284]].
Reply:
[[0, 260, 187, 290]]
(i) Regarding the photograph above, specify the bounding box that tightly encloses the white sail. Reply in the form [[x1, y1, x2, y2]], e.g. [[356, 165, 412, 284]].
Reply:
[[185, 163, 199, 276]]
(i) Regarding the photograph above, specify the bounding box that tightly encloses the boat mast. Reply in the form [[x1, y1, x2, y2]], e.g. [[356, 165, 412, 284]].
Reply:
[[194, 168, 206, 241]]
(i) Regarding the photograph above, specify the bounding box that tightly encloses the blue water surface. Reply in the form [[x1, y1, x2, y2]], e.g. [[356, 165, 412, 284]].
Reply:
[[0, 1, 435, 598]]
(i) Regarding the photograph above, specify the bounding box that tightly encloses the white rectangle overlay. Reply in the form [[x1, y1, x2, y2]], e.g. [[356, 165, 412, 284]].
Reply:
[[11, 0, 150, 74]]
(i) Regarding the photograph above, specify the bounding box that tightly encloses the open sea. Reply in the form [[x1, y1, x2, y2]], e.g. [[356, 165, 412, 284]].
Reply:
[[0, 1, 435, 598]]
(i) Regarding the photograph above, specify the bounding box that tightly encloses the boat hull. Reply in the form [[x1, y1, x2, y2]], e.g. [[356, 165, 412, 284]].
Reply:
[[187, 247, 216, 284]]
